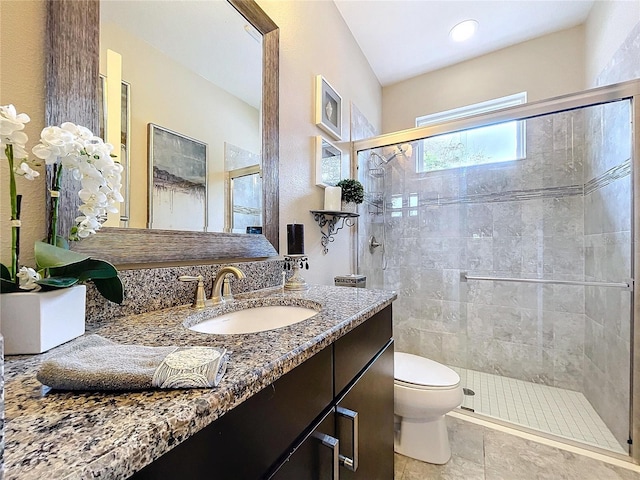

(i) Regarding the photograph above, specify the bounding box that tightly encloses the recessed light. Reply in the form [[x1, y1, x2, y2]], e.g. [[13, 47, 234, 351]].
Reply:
[[450, 19, 478, 42]]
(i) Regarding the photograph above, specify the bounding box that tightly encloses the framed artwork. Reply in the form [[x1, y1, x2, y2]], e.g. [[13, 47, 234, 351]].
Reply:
[[98, 75, 131, 225], [119, 80, 131, 224], [98, 74, 107, 140], [314, 135, 342, 187], [315, 75, 342, 140], [148, 124, 208, 231]]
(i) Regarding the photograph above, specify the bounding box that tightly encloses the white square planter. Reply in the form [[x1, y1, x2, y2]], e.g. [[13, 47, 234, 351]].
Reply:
[[0, 285, 86, 355]]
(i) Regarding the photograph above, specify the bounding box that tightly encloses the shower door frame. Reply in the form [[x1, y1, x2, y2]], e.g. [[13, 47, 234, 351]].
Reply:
[[352, 78, 640, 462]]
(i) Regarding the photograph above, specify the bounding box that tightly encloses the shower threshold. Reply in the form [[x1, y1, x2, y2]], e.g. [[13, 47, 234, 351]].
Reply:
[[449, 366, 627, 455]]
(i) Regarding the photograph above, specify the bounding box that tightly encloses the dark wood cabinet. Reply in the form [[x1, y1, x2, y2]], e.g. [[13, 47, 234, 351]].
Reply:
[[130, 305, 393, 480], [269, 409, 338, 479]]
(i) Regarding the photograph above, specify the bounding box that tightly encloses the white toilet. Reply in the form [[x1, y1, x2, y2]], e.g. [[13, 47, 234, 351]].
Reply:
[[394, 352, 464, 464]]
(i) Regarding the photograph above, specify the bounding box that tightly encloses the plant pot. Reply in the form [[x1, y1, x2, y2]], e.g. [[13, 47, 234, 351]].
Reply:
[[341, 201, 357, 213], [0, 285, 86, 355]]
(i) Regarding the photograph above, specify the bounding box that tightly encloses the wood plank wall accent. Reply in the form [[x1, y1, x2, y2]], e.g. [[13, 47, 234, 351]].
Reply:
[[230, 0, 280, 256], [46, 0, 280, 266], [72, 228, 277, 267], [46, 0, 99, 244]]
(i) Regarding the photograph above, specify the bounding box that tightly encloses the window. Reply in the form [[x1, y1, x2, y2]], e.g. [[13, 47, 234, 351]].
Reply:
[[415, 92, 526, 173]]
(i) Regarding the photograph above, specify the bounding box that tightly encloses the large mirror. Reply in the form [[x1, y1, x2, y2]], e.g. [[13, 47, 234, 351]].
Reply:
[[46, 0, 279, 265]]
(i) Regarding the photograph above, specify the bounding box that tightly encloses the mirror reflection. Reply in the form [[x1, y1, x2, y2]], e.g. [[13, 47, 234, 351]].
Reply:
[[315, 135, 343, 187], [99, 0, 263, 233]]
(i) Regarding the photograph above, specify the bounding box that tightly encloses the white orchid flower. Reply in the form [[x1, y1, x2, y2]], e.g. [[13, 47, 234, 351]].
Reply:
[[78, 188, 108, 206], [14, 161, 40, 180], [75, 215, 102, 238], [0, 104, 30, 136], [5, 104, 123, 243], [16, 266, 41, 291]]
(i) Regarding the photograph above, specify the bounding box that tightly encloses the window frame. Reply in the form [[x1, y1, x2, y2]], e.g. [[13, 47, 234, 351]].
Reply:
[[415, 92, 527, 173]]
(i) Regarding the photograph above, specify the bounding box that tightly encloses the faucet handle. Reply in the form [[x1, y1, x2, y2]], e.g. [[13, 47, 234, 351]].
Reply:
[[179, 275, 207, 309], [221, 277, 234, 302]]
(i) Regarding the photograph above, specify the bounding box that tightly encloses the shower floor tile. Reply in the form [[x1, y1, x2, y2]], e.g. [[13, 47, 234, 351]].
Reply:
[[449, 366, 627, 455]]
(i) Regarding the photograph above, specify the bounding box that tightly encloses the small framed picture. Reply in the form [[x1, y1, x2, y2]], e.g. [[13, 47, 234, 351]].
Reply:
[[315, 75, 342, 140], [314, 135, 342, 188], [148, 124, 208, 232]]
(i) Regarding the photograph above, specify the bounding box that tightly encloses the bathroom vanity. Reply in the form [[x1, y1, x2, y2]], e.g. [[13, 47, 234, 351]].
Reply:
[[2, 285, 395, 479]]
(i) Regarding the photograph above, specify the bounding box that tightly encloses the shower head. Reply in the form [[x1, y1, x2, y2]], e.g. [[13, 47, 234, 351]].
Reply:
[[380, 143, 414, 163], [368, 143, 414, 172]]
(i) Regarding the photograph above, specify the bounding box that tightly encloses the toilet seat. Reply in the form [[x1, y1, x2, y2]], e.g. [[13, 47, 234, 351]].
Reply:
[[395, 352, 460, 388], [395, 378, 460, 391]]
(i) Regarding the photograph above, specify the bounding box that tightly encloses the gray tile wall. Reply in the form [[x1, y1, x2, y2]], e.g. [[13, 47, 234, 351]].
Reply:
[[583, 101, 633, 452], [584, 19, 639, 452], [362, 110, 591, 392]]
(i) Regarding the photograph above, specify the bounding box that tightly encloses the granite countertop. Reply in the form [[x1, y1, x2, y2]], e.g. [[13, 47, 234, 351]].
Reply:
[[3, 285, 396, 480]]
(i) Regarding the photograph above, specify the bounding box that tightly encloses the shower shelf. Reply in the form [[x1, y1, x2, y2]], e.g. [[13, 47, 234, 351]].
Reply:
[[309, 210, 359, 254]]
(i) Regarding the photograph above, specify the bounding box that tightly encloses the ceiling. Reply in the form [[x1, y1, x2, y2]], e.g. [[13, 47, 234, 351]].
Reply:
[[334, 0, 595, 86]]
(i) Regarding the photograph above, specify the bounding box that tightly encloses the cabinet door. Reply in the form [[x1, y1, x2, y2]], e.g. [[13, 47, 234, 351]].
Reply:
[[130, 346, 333, 480], [336, 341, 394, 480], [269, 409, 339, 480]]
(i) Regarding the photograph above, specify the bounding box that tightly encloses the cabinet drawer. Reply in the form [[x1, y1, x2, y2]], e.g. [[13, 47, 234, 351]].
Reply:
[[333, 305, 392, 396]]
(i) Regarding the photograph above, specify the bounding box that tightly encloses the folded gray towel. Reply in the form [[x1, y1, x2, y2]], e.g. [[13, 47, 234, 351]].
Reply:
[[36, 334, 229, 391]]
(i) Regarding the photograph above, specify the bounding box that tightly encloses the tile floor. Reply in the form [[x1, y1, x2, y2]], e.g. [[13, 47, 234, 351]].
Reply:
[[394, 415, 640, 480], [450, 365, 627, 454]]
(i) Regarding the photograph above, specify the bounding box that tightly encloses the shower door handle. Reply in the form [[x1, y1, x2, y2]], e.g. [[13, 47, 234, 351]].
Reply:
[[336, 406, 359, 471]]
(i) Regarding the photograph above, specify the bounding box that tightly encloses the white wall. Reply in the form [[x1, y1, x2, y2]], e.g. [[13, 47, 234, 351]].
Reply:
[[382, 26, 586, 133], [259, 0, 382, 285], [585, 0, 640, 87]]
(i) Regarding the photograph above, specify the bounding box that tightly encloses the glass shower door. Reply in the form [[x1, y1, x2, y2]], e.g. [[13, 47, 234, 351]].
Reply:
[[356, 97, 633, 454]]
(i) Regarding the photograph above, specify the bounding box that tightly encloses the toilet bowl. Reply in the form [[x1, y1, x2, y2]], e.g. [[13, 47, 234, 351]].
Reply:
[[394, 352, 463, 464]]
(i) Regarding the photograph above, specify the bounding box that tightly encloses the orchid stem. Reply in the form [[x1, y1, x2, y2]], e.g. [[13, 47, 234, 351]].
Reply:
[[6, 144, 19, 282], [15, 195, 21, 286], [49, 163, 63, 246]]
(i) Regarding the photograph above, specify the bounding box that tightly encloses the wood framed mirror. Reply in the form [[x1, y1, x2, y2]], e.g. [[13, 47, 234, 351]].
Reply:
[[45, 0, 279, 267]]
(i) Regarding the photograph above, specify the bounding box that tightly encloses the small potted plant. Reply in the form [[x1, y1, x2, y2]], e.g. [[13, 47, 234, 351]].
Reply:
[[336, 178, 364, 212], [0, 104, 124, 354]]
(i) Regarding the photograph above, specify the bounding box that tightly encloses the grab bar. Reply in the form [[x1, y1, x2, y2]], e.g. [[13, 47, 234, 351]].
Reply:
[[460, 272, 633, 291]]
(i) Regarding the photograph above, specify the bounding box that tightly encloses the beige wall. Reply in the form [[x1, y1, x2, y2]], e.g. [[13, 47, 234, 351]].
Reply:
[[0, 1, 47, 271], [382, 26, 586, 133], [259, 0, 382, 285], [100, 23, 260, 232], [585, 0, 640, 87]]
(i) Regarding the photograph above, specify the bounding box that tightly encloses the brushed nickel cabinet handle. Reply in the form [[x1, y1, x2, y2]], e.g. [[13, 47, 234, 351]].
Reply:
[[336, 406, 359, 472], [312, 432, 340, 480]]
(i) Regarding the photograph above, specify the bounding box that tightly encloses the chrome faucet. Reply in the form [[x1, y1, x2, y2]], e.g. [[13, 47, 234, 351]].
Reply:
[[211, 266, 246, 305]]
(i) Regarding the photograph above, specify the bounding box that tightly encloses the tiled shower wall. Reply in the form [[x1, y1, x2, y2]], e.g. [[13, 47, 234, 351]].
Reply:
[[360, 108, 591, 391], [583, 101, 632, 450], [358, 100, 632, 450]]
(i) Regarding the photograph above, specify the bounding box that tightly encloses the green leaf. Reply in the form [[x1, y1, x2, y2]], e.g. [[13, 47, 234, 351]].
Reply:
[[0, 277, 20, 293], [35, 241, 89, 269], [93, 276, 124, 304], [36, 277, 79, 289], [49, 258, 118, 282], [54, 236, 70, 249], [0, 263, 12, 281]]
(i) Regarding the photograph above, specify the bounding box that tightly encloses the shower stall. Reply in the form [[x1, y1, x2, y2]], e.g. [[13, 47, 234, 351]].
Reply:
[[354, 80, 640, 459]]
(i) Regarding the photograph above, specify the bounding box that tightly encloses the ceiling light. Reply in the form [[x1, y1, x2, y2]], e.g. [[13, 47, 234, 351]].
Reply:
[[450, 20, 478, 42]]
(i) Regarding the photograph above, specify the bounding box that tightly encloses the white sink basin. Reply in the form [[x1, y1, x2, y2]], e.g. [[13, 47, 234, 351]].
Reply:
[[188, 305, 318, 335]]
